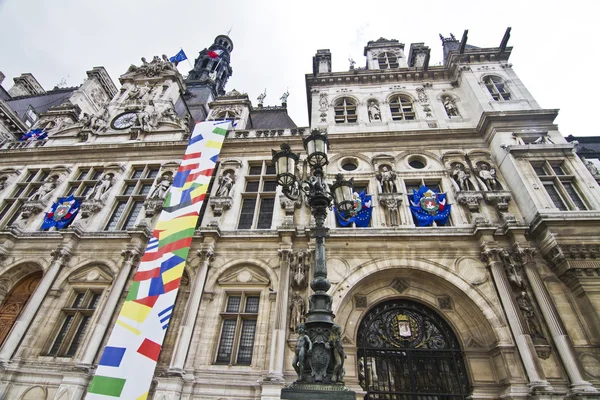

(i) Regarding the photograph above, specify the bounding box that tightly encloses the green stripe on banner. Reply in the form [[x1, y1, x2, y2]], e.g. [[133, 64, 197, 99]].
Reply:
[[88, 375, 126, 397], [172, 247, 190, 260], [213, 127, 227, 136], [164, 192, 172, 207], [158, 227, 196, 247], [126, 281, 140, 301]]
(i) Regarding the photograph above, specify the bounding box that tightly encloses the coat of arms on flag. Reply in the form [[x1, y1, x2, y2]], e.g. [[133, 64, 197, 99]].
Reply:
[[41, 195, 81, 230], [335, 190, 373, 227], [409, 185, 451, 226], [20, 128, 48, 142]]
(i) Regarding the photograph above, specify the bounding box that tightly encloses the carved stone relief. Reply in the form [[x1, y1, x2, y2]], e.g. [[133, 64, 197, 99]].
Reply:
[[291, 250, 311, 290]]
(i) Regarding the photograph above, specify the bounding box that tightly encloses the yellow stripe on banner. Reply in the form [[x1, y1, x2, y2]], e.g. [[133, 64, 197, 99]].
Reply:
[[182, 181, 194, 190], [121, 301, 152, 323], [156, 215, 198, 233], [136, 392, 148, 400], [162, 261, 186, 284], [116, 319, 142, 335], [191, 185, 208, 198], [206, 140, 223, 149]]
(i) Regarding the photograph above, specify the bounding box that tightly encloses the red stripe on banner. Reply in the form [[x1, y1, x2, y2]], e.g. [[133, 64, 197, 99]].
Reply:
[[191, 194, 206, 204], [183, 152, 202, 160], [160, 237, 193, 254], [163, 278, 181, 293], [137, 338, 161, 362], [134, 268, 160, 281], [133, 295, 159, 308], [141, 251, 164, 262], [186, 168, 214, 181], [177, 163, 199, 172]]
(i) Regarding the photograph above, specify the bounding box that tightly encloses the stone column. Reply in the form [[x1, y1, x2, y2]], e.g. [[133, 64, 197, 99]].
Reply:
[[0, 247, 71, 362], [266, 248, 292, 381], [517, 248, 597, 394], [168, 248, 214, 373], [78, 248, 140, 367], [481, 248, 552, 391]]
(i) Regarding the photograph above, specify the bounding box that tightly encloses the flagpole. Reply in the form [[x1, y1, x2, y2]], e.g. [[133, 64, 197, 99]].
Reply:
[[183, 47, 194, 70]]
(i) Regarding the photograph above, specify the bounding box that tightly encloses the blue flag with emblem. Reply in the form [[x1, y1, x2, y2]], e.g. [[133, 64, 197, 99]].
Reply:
[[335, 189, 373, 227], [41, 195, 81, 230], [20, 128, 47, 141], [169, 49, 187, 63], [409, 185, 451, 226]]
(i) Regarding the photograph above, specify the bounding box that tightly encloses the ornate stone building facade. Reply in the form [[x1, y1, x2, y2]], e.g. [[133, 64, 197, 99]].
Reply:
[[0, 30, 599, 400]]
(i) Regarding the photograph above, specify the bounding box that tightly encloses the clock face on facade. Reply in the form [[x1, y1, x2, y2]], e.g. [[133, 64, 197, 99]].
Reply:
[[111, 112, 138, 130]]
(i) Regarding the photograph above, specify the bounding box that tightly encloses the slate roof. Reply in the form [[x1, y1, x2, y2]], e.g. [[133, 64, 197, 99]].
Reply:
[[7, 88, 77, 119], [248, 107, 297, 129]]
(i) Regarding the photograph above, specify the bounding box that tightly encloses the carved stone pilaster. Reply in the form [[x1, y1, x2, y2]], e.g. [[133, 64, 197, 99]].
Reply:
[[483, 191, 516, 224], [280, 196, 302, 227], [456, 191, 487, 225], [51, 247, 72, 265], [197, 249, 215, 266], [378, 193, 403, 227], [121, 248, 141, 264]]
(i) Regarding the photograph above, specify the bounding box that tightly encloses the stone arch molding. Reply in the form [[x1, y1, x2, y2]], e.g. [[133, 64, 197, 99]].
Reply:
[[328, 152, 373, 172], [395, 150, 444, 169], [332, 257, 505, 347], [0, 261, 44, 287], [21, 386, 47, 400], [53, 261, 116, 289], [330, 94, 361, 107], [205, 258, 278, 290]]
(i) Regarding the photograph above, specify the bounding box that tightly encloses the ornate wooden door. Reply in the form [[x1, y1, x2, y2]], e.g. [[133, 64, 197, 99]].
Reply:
[[0, 272, 42, 346]]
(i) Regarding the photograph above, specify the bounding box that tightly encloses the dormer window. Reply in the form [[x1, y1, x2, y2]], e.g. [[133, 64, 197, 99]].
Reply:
[[389, 95, 415, 121], [484, 76, 511, 101], [213, 110, 238, 122], [377, 52, 399, 69], [334, 98, 357, 124]]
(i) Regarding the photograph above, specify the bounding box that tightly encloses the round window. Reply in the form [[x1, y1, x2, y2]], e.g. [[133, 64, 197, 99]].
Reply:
[[342, 161, 358, 171], [408, 157, 426, 169]]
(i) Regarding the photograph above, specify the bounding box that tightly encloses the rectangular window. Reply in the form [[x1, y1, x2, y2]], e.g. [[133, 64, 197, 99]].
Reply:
[[237, 161, 276, 229], [216, 293, 260, 365], [103, 165, 161, 231], [0, 169, 50, 228], [533, 161, 589, 211], [48, 290, 101, 357]]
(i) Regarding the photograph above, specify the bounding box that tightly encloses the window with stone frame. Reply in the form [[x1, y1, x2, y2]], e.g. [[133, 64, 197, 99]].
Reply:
[[335, 183, 370, 228], [64, 167, 108, 200], [334, 98, 358, 124], [215, 292, 260, 365], [24, 106, 38, 128], [237, 161, 276, 229], [0, 169, 50, 227], [377, 52, 399, 69], [532, 161, 588, 211], [47, 289, 101, 357], [484, 76, 511, 101], [389, 95, 416, 121], [405, 180, 451, 226], [104, 165, 160, 231], [211, 110, 238, 122]]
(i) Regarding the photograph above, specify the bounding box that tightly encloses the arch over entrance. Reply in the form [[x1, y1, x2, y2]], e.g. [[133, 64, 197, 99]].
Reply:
[[357, 299, 470, 399], [0, 271, 42, 346]]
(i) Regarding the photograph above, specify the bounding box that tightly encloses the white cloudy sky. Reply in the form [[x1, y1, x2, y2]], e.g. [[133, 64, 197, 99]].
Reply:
[[0, 0, 597, 136]]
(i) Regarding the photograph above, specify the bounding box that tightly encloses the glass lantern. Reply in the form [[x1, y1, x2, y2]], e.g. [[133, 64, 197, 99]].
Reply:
[[330, 174, 354, 212], [303, 129, 329, 168], [271, 144, 299, 188]]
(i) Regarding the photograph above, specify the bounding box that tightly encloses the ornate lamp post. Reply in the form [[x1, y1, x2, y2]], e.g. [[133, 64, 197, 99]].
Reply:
[[273, 130, 356, 399]]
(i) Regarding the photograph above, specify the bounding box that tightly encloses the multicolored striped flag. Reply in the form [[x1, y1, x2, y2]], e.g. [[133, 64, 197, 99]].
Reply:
[[86, 121, 230, 399]]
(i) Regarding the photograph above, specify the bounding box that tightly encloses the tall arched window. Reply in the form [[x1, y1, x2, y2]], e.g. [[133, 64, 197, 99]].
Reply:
[[484, 76, 511, 101], [0, 271, 42, 346], [377, 52, 399, 69], [334, 98, 357, 124], [357, 299, 470, 399], [389, 95, 415, 121]]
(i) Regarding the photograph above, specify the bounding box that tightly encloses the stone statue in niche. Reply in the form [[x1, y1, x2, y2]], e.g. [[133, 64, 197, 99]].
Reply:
[[215, 172, 234, 197], [87, 173, 114, 201], [329, 324, 346, 383], [443, 96, 460, 117], [292, 323, 312, 382], [581, 157, 599, 177], [318, 93, 329, 112], [517, 291, 545, 340], [28, 175, 58, 201], [79, 112, 92, 129], [368, 101, 381, 121], [149, 173, 172, 200], [451, 163, 473, 191], [376, 166, 397, 193], [477, 163, 500, 191], [289, 292, 305, 333]]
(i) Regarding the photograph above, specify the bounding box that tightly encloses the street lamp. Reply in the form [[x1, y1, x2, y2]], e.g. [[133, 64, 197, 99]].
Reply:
[[273, 129, 356, 398]]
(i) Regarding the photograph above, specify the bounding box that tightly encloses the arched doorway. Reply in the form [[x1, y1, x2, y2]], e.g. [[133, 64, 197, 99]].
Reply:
[[0, 271, 42, 346], [357, 299, 470, 399]]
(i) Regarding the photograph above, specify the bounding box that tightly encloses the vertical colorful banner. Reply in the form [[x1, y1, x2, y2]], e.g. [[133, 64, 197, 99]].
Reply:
[[87, 121, 230, 399]]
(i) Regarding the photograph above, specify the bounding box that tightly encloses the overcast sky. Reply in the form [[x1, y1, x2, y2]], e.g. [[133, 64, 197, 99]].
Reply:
[[0, 0, 597, 136]]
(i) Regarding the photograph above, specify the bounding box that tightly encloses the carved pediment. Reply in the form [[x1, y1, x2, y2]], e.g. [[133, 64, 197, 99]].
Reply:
[[217, 265, 270, 286], [68, 265, 114, 285]]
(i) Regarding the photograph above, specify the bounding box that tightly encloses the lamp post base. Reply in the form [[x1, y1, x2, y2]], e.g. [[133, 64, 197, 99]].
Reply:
[[281, 383, 356, 400]]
